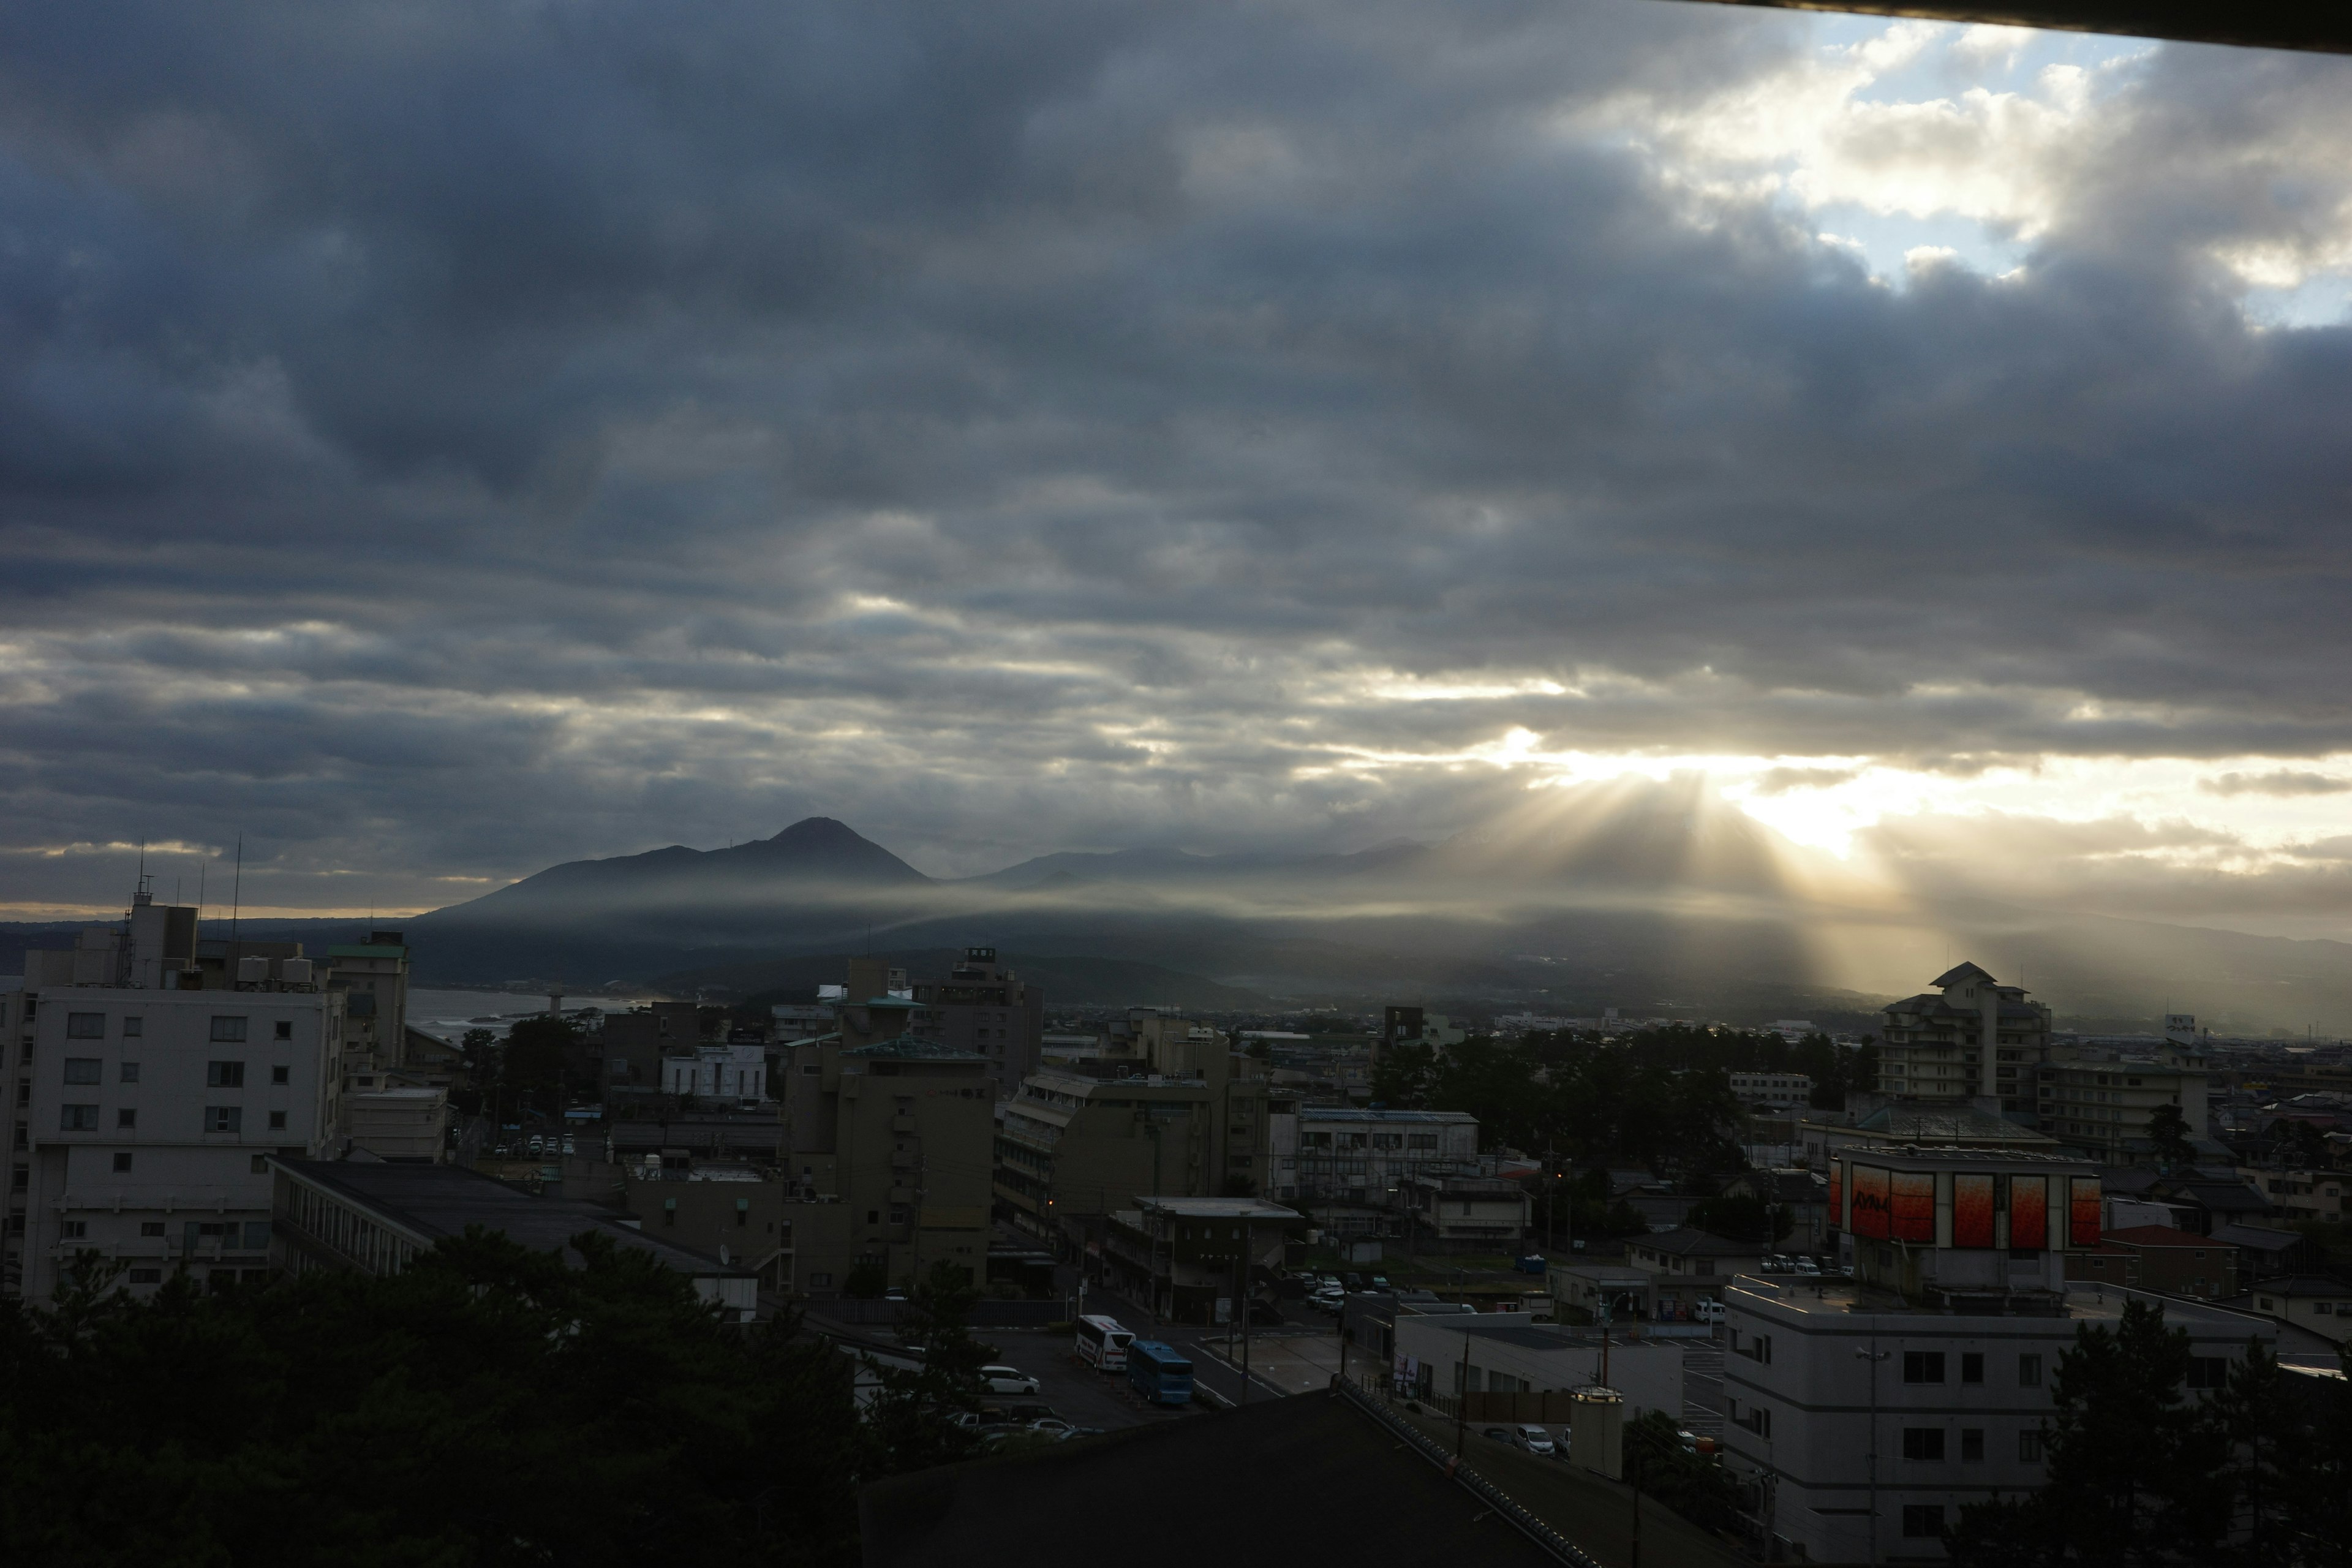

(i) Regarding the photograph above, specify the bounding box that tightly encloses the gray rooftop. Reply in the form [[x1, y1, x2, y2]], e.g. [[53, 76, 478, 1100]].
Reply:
[[1298, 1106, 1476, 1125], [840, 1034, 986, 1061], [273, 1157, 750, 1278], [1134, 1196, 1302, 1221], [1849, 1105, 2060, 1145]]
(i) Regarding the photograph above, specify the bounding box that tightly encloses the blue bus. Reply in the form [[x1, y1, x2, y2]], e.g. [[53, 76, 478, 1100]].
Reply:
[[1125, 1341, 1194, 1406]]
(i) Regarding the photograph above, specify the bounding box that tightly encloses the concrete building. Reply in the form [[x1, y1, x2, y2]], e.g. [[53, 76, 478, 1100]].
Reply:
[[776, 1032, 993, 1294], [343, 1087, 450, 1161], [1392, 1311, 1684, 1425], [1724, 1142, 2278, 1562], [271, 1155, 759, 1319], [1623, 1228, 1768, 1320], [1102, 1194, 1299, 1322], [1548, 1261, 1659, 1325], [660, 1041, 769, 1103], [1728, 1071, 1814, 1110], [325, 933, 410, 1074], [619, 1161, 790, 1286], [2037, 1034, 2211, 1164], [15, 924, 347, 1300], [1396, 1171, 1529, 1253], [597, 1001, 701, 1088], [1878, 962, 2052, 1111], [2236, 1164, 2345, 1225], [1381, 1005, 1466, 1056], [908, 946, 1045, 1093], [2064, 1223, 2239, 1299], [2237, 1275, 2351, 1346], [1799, 1101, 2058, 1172], [1276, 1104, 1479, 1223]]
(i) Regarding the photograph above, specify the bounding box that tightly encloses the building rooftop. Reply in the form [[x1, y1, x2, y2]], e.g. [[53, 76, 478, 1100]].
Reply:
[[1298, 1106, 1477, 1125], [1134, 1196, 1302, 1222], [1836, 1140, 2088, 1168], [840, 1035, 986, 1061], [1631, 1227, 1761, 1258], [1846, 1106, 2060, 1146], [1727, 1276, 2284, 1333], [272, 1157, 750, 1279], [2102, 1224, 2225, 1248], [326, 944, 409, 959]]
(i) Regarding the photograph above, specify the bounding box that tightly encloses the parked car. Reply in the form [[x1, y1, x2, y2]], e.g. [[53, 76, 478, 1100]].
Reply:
[[979, 1365, 1042, 1396], [1368, 1275, 1392, 1292], [1057, 1425, 1108, 1442], [1480, 1427, 1518, 1446], [1693, 1299, 1725, 1325], [560, 1136, 576, 1155], [946, 1411, 981, 1430], [1317, 1275, 1343, 1293], [1516, 1425, 1557, 1456], [1027, 1418, 1077, 1436], [1343, 1272, 1365, 1291], [1794, 1257, 1823, 1276]]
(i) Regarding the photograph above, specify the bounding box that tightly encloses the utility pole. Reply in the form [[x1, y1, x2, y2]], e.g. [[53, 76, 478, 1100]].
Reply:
[[1856, 1343, 1890, 1565], [1629, 1441, 1643, 1568], [1456, 1327, 1472, 1455], [1238, 1218, 1251, 1406]]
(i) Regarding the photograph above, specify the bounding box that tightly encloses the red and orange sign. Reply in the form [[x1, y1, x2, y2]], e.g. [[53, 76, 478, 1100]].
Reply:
[[1891, 1170, 1936, 1243], [2010, 1175, 2047, 1250], [1951, 1173, 1996, 1248], [1849, 1164, 1890, 1240], [2070, 1176, 2101, 1249]]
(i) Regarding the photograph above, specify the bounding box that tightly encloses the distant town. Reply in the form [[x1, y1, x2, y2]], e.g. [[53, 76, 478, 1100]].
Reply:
[[4, 880, 2346, 1564]]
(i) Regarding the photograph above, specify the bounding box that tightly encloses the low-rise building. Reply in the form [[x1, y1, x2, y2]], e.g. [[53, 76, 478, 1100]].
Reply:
[[343, 1087, 450, 1161], [271, 1155, 759, 1319], [1623, 1228, 1766, 1320], [1548, 1261, 1657, 1324], [1728, 1072, 1813, 1110], [2236, 1275, 2351, 1346], [1392, 1311, 1683, 1425], [1276, 1104, 1479, 1224], [2064, 1223, 2239, 1299], [1102, 1194, 1300, 1322], [2237, 1164, 2346, 1225], [1397, 1172, 1528, 1253], [619, 1161, 791, 1286], [660, 1041, 769, 1103], [597, 1001, 701, 1088]]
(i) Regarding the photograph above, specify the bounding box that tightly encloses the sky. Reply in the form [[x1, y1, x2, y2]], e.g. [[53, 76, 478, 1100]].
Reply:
[[4, 1, 2352, 932]]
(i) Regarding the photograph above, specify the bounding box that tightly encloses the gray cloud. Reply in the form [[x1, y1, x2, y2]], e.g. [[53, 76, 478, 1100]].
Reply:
[[3, 3, 2352, 911], [2201, 770, 2352, 797]]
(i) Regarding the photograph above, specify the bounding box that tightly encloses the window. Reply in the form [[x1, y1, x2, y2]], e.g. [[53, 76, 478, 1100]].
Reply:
[[809, 1272, 833, 1287], [63, 1058, 102, 1085], [122, 1017, 142, 1038], [61, 1219, 88, 1239], [274, 1020, 293, 1041], [271, 1065, 290, 1085], [141, 1221, 165, 1237], [2019, 1354, 2043, 1388], [2187, 1356, 2229, 1390], [129, 1268, 161, 1284], [263, 1110, 285, 1131], [66, 1013, 105, 1039], [119, 1061, 140, 1084], [61, 1104, 99, 1131], [1961, 1352, 1984, 1384], [210, 1016, 249, 1042], [206, 1106, 243, 1133], [117, 1109, 136, 1129], [243, 1221, 270, 1250], [112, 1152, 132, 1173], [1961, 1428, 1985, 1461], [1902, 1506, 1946, 1539], [208, 1061, 246, 1088], [1904, 1352, 1947, 1384], [2019, 1430, 2046, 1461], [1903, 1428, 1947, 1461]]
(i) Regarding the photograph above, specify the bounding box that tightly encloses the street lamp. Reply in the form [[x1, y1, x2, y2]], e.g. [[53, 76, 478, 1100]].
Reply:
[[1855, 1344, 1890, 1566]]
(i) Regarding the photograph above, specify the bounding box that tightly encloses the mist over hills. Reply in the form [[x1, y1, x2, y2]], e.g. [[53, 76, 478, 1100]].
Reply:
[[369, 783, 2352, 1033]]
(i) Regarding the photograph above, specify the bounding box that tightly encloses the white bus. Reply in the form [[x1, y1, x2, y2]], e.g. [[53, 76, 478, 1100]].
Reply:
[[1074, 1314, 1134, 1372]]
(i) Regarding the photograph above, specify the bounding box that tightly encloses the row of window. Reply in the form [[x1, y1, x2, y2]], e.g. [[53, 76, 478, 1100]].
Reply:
[[1904, 1351, 2039, 1387], [66, 1014, 295, 1043], [58, 1218, 271, 1249], [64, 1059, 288, 1087], [61, 1104, 286, 1133]]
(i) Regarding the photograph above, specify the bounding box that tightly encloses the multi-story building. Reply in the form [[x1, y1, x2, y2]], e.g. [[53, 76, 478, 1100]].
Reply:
[[1102, 1194, 1300, 1322], [597, 1001, 702, 1088], [908, 946, 1044, 1094], [12, 895, 347, 1300], [1877, 962, 2052, 1110], [343, 1087, 450, 1161], [660, 1041, 769, 1103], [1275, 1105, 1479, 1232], [1381, 1005, 1466, 1056], [1724, 1142, 2277, 1562], [2065, 1223, 2240, 1299], [1623, 1227, 1768, 1319], [1397, 1171, 1529, 1253], [2236, 1165, 2345, 1224], [324, 932, 410, 1075], [2035, 1033, 2210, 1163], [775, 1032, 993, 1294], [1727, 1071, 1813, 1110]]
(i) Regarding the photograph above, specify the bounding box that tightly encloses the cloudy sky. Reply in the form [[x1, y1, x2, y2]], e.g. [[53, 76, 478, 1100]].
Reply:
[[5, 0, 2352, 930]]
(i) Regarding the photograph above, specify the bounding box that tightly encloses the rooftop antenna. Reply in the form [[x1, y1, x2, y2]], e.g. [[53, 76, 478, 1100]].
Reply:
[[198, 861, 207, 919]]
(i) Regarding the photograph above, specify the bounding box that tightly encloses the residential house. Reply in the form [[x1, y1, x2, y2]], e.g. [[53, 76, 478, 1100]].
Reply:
[[2064, 1224, 2240, 1299]]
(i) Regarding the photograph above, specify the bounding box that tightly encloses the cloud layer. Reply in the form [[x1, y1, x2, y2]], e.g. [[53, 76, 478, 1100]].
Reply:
[[3, 2, 2352, 923]]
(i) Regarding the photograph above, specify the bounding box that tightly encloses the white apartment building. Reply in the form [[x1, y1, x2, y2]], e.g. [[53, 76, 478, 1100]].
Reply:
[[21, 978, 344, 1300], [1877, 962, 2053, 1110], [1728, 1071, 1814, 1110], [662, 1042, 768, 1102], [1722, 1143, 2277, 1562]]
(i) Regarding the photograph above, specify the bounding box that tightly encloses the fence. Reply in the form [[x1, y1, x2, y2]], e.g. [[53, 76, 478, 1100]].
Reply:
[[1332, 1374, 1601, 1568]]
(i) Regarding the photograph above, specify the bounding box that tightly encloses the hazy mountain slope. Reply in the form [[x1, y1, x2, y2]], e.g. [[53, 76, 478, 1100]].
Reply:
[[650, 948, 1272, 1011]]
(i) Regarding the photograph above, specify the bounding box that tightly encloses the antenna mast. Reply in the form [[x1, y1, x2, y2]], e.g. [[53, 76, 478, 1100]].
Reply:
[[229, 836, 244, 989]]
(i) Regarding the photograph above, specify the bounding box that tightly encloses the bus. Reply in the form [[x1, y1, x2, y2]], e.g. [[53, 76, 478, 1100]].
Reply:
[[1075, 1314, 1135, 1373], [1126, 1341, 1194, 1406]]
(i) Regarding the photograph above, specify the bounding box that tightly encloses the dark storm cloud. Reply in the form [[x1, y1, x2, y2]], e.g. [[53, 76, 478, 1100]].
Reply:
[[4, 1, 2352, 908]]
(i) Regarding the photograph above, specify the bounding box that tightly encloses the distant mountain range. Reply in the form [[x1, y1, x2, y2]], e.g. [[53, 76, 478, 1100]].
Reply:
[[376, 787, 2352, 1032], [17, 788, 2352, 1031]]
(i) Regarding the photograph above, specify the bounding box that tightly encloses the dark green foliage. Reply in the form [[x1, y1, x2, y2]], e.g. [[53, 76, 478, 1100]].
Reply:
[[1626, 1411, 1741, 1532], [0, 1232, 869, 1567], [842, 1258, 889, 1299], [2145, 1102, 2195, 1167], [500, 1014, 581, 1110], [1947, 1306, 2352, 1568], [863, 1262, 986, 1475], [1683, 1194, 1792, 1246]]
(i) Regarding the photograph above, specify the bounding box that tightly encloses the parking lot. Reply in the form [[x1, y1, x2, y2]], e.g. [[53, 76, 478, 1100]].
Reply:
[[977, 1329, 1198, 1431]]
